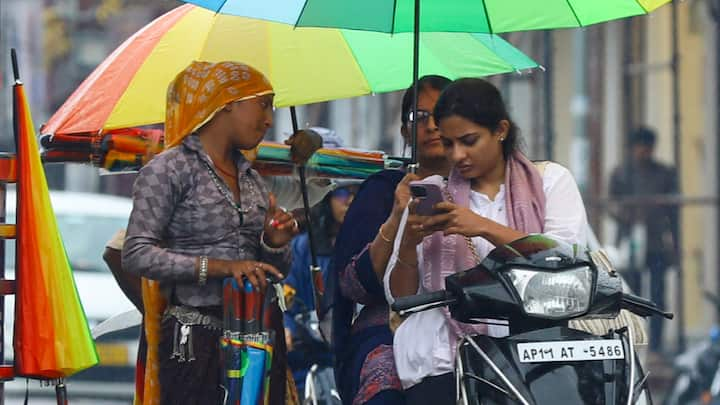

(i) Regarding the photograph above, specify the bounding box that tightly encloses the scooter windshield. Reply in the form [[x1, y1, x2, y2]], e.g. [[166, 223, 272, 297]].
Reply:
[[483, 235, 584, 272]]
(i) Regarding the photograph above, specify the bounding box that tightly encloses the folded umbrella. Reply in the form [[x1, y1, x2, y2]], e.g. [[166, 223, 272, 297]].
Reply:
[[40, 128, 401, 178], [11, 50, 98, 379], [222, 278, 278, 405]]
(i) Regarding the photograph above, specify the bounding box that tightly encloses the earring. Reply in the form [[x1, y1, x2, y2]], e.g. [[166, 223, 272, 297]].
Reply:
[[499, 137, 505, 142]]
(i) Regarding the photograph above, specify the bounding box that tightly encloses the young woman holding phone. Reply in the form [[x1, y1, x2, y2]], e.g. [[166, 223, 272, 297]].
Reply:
[[384, 78, 590, 404]]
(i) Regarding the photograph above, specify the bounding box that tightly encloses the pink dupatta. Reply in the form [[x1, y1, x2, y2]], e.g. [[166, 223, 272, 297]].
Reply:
[[421, 150, 546, 356]]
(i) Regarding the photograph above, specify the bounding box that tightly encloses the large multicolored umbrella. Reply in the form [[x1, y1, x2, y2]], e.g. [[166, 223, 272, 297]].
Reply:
[[182, 0, 671, 164], [11, 50, 98, 379], [183, 0, 671, 33], [40, 4, 537, 138]]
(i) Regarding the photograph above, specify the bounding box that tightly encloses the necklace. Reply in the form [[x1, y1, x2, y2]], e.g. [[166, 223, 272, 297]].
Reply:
[[203, 161, 249, 225], [442, 185, 481, 265]]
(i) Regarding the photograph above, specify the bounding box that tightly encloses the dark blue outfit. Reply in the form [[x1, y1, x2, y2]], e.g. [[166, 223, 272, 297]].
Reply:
[[332, 169, 406, 405]]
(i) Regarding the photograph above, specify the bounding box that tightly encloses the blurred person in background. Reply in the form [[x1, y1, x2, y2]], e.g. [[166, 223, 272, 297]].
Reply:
[[284, 180, 359, 402], [609, 126, 679, 354], [282, 127, 356, 400]]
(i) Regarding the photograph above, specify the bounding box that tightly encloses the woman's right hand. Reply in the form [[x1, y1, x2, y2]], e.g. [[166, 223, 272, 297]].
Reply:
[[391, 173, 419, 218], [401, 199, 435, 247], [227, 260, 283, 290]]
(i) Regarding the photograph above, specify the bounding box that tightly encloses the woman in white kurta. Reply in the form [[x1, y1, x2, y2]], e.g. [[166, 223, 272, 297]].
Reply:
[[383, 78, 589, 404]]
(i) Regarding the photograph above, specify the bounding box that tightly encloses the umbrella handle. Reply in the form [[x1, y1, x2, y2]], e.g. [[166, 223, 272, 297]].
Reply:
[[311, 264, 324, 310], [11, 49, 20, 83], [410, 0, 421, 167], [288, 107, 325, 324], [55, 380, 68, 405]]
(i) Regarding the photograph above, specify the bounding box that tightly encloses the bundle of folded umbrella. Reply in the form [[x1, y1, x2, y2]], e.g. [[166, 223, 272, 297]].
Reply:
[[39, 128, 163, 172], [221, 278, 277, 405], [251, 141, 401, 178], [39, 128, 401, 179]]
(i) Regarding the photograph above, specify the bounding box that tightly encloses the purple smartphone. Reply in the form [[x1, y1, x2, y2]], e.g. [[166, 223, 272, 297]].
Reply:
[[410, 181, 445, 216]]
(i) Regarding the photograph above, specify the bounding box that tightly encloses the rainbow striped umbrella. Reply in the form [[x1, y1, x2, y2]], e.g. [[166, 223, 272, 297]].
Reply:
[[41, 4, 537, 137], [181, 0, 670, 166], [184, 0, 670, 33], [11, 51, 98, 379]]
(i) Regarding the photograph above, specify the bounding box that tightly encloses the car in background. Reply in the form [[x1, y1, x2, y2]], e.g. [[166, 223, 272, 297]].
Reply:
[[2, 190, 138, 401]]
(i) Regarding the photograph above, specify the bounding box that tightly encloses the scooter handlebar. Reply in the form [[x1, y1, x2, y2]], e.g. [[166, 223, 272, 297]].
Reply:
[[621, 293, 674, 320], [391, 290, 456, 315]]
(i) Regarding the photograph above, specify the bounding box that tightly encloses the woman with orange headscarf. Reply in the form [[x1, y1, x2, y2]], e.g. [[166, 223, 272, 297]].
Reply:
[[122, 61, 298, 404]]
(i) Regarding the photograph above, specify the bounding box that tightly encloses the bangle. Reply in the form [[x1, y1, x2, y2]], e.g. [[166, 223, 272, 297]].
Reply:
[[198, 256, 208, 286], [378, 224, 393, 244], [260, 231, 289, 253]]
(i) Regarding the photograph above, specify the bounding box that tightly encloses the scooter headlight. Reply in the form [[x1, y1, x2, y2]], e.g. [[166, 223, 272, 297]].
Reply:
[[507, 266, 592, 319]]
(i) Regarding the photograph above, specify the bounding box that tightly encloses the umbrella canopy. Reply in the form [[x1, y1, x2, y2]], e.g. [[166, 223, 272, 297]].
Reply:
[[183, 0, 671, 33], [182, 0, 670, 167], [41, 4, 537, 137]]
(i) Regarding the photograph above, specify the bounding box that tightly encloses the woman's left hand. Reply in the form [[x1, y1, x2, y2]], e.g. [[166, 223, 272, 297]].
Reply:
[[420, 201, 486, 237], [264, 193, 300, 248]]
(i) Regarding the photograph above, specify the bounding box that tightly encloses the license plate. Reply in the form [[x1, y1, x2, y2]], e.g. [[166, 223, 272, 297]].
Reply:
[[517, 339, 625, 363]]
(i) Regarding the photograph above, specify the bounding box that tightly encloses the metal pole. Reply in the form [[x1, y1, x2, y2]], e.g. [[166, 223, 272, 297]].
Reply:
[[571, 29, 588, 193], [587, 25, 606, 235], [670, 0, 686, 353], [289, 107, 324, 309], [712, 0, 720, 325], [543, 31, 555, 161], [590, 195, 720, 208], [0, 182, 5, 405], [408, 0, 421, 173], [0, 49, 23, 405], [55, 380, 67, 405], [620, 19, 642, 296]]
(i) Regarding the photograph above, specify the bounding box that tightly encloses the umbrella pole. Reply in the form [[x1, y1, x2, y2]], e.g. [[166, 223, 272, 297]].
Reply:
[[55, 380, 67, 405], [408, 0, 421, 174], [0, 48, 22, 405], [289, 107, 324, 311]]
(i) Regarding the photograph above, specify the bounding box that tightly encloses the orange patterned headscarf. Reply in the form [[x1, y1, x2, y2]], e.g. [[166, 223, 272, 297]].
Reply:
[[164, 60, 274, 149]]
